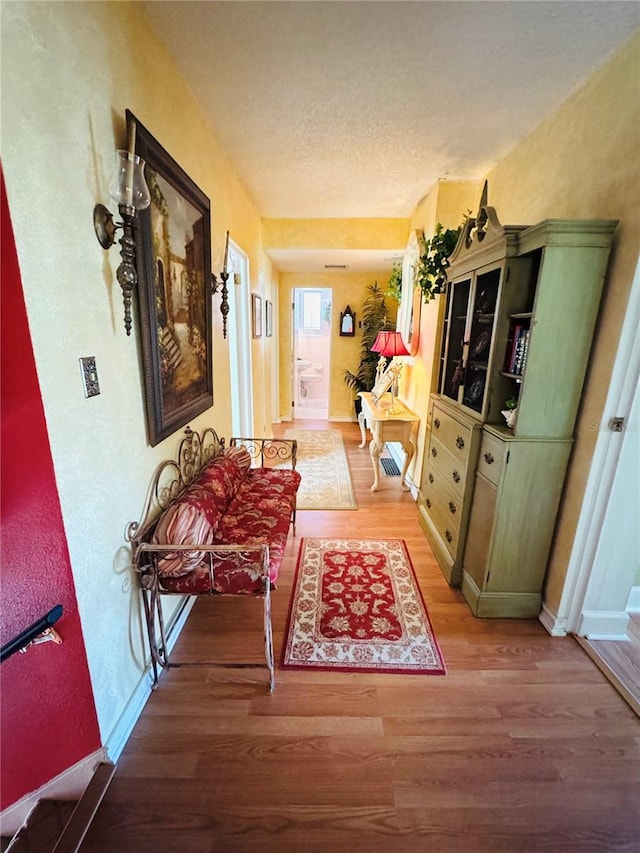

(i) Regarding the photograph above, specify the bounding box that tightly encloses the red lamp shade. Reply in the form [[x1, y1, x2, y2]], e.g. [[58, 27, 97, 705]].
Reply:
[[377, 331, 410, 358], [370, 331, 388, 353]]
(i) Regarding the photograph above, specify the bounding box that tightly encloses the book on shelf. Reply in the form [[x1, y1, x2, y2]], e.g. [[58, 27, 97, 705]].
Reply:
[[512, 327, 530, 375], [505, 324, 522, 373]]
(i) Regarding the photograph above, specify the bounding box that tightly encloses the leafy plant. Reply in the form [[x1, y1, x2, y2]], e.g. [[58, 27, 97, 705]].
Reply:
[[343, 281, 394, 395], [415, 223, 461, 303], [386, 261, 403, 302], [415, 213, 472, 303]]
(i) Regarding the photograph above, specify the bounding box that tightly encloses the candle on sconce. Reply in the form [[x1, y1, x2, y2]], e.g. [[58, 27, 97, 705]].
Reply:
[[223, 230, 230, 274], [125, 120, 136, 207]]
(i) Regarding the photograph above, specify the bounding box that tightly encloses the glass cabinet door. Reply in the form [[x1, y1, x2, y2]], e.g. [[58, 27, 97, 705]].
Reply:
[[441, 278, 471, 404], [439, 265, 503, 417], [462, 268, 501, 414]]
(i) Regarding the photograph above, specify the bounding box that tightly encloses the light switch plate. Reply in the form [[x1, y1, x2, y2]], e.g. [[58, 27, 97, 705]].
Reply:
[[79, 356, 100, 397]]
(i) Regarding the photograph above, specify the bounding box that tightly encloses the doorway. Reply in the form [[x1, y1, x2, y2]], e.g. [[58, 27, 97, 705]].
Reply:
[[293, 288, 331, 420], [227, 240, 254, 435]]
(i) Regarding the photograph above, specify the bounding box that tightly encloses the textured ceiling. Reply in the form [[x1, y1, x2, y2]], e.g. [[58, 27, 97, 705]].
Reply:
[[143, 1, 638, 270]]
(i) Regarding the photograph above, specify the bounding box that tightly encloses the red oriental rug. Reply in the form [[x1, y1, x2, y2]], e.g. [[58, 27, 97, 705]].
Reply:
[[282, 538, 446, 675]]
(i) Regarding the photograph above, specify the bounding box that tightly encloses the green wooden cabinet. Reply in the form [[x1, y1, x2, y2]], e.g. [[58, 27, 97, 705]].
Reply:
[[418, 207, 617, 617]]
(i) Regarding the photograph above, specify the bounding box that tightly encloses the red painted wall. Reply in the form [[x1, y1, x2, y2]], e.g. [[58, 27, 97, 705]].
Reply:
[[1, 174, 101, 810]]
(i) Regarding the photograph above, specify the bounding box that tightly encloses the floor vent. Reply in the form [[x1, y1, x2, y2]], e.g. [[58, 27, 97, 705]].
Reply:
[[380, 457, 400, 476]]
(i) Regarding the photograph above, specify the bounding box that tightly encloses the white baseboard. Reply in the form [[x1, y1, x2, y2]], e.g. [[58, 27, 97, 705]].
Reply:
[[577, 609, 631, 640], [105, 595, 196, 763], [626, 585, 640, 613], [0, 747, 108, 837], [539, 603, 568, 636]]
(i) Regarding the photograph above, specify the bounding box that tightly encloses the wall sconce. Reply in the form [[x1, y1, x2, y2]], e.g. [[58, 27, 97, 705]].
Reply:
[[93, 121, 150, 335], [211, 229, 239, 339]]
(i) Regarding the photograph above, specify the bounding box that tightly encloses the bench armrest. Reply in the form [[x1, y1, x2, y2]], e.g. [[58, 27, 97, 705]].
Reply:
[[230, 437, 297, 470]]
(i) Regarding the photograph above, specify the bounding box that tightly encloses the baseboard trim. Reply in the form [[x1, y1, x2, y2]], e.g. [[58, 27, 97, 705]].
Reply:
[[105, 595, 196, 763], [627, 585, 640, 613], [577, 608, 631, 640], [539, 603, 568, 636], [0, 747, 108, 837], [461, 572, 541, 618]]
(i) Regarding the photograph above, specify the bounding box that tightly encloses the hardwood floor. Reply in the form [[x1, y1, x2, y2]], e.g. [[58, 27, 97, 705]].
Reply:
[[81, 422, 640, 853], [579, 613, 640, 716]]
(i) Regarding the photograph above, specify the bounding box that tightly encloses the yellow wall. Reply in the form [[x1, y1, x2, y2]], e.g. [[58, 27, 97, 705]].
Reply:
[[264, 218, 409, 250], [279, 272, 398, 420], [1, 0, 273, 740]]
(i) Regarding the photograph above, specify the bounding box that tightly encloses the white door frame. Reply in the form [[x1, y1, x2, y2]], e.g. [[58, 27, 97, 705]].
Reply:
[[270, 287, 280, 423], [227, 240, 254, 436], [543, 256, 640, 637]]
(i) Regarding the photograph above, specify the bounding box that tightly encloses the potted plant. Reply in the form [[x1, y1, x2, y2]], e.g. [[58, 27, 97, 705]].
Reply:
[[415, 222, 462, 303], [343, 281, 394, 413]]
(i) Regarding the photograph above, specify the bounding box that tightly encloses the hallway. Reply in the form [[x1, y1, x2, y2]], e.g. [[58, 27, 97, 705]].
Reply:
[[81, 422, 640, 853]]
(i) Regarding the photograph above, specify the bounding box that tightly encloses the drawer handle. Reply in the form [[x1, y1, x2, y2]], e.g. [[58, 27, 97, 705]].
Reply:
[[434, 418, 441, 429], [428, 473, 434, 484], [456, 436, 465, 449], [445, 529, 453, 543], [448, 501, 457, 515], [431, 447, 438, 457], [452, 470, 461, 483], [426, 498, 432, 509], [484, 452, 495, 465]]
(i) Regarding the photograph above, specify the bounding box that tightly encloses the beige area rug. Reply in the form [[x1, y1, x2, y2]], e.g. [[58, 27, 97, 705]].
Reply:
[[285, 429, 357, 510]]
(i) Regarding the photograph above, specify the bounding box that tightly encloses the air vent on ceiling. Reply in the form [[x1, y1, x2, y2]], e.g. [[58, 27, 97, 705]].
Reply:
[[324, 264, 348, 269]]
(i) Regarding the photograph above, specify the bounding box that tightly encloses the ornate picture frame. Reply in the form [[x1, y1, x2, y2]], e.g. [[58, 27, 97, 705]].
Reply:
[[131, 110, 213, 447], [339, 305, 356, 336], [398, 229, 423, 356]]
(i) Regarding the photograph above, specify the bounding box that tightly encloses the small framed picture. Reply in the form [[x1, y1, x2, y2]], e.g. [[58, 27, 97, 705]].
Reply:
[[339, 305, 356, 336], [252, 294, 262, 338], [265, 300, 273, 337]]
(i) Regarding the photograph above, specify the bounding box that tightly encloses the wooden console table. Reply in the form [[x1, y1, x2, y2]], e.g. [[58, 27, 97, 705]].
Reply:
[[357, 392, 420, 492]]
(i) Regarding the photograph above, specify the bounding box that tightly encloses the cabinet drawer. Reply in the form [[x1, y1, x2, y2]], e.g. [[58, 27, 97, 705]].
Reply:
[[477, 431, 506, 486], [431, 404, 473, 466], [422, 463, 462, 544], [426, 435, 467, 498]]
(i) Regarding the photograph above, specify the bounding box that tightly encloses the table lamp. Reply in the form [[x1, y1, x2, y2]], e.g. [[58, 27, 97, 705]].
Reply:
[[377, 331, 410, 413]]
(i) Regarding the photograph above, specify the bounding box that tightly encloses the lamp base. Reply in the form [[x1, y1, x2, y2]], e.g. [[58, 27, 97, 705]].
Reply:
[[93, 203, 117, 249]]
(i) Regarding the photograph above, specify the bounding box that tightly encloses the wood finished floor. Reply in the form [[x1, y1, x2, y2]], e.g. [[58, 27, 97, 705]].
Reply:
[[582, 613, 640, 716], [81, 421, 640, 853]]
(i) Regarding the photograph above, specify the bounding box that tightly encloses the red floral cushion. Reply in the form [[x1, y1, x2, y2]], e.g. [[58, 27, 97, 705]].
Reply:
[[152, 453, 248, 577], [156, 467, 301, 594]]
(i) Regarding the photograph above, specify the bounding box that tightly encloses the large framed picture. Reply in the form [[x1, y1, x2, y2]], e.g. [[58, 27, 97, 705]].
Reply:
[[130, 110, 213, 446]]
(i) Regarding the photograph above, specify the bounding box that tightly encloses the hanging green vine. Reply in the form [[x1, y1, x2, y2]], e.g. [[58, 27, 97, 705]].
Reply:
[[386, 261, 403, 302], [415, 222, 462, 303]]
